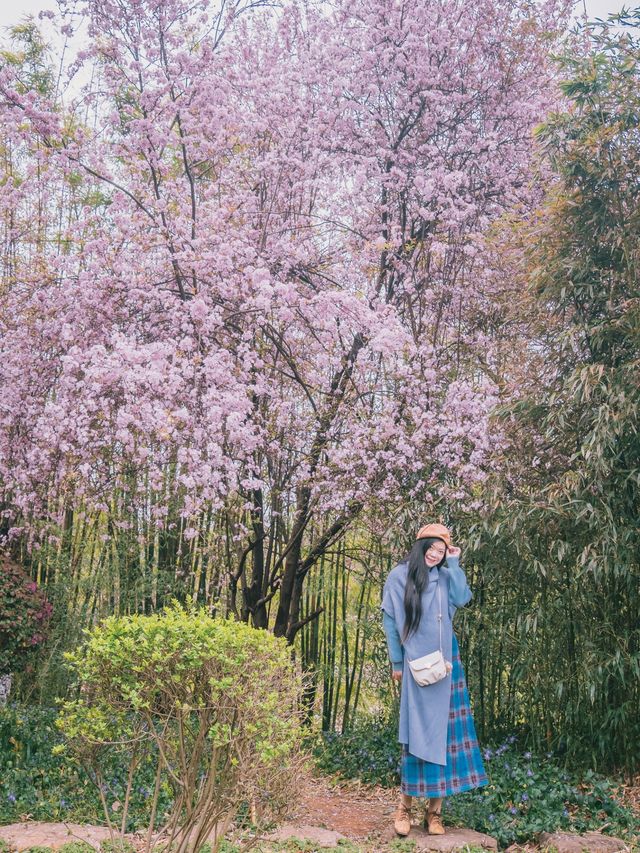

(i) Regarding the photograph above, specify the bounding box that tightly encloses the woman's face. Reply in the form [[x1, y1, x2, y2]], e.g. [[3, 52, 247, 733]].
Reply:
[[424, 540, 447, 568]]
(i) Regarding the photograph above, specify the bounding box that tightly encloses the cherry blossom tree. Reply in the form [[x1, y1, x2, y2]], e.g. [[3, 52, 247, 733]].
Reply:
[[0, 0, 571, 638]]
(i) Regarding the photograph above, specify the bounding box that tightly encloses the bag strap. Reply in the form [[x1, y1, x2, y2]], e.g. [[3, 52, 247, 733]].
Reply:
[[437, 581, 443, 653]]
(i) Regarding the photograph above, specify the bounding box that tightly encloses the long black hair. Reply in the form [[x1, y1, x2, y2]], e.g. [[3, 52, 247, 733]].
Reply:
[[402, 537, 447, 641]]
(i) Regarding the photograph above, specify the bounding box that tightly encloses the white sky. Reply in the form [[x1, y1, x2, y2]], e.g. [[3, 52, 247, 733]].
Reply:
[[580, 0, 634, 16], [4, 0, 56, 29]]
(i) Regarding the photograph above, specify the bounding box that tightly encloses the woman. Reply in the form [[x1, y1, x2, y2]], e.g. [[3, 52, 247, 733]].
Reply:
[[382, 522, 487, 836]]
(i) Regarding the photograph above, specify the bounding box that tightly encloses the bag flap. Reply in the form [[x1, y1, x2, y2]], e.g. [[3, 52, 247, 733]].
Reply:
[[409, 652, 442, 672]]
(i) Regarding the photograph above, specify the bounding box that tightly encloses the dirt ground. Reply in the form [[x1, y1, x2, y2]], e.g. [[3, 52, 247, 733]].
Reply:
[[291, 773, 400, 838]]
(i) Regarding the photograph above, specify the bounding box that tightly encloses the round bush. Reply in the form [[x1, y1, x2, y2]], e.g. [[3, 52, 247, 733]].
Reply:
[[58, 604, 304, 852]]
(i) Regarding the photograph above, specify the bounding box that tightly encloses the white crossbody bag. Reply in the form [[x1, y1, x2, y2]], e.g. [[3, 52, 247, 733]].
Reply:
[[407, 583, 453, 687]]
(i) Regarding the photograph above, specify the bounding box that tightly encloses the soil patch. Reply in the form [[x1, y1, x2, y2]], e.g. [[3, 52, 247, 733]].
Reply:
[[291, 773, 398, 838]]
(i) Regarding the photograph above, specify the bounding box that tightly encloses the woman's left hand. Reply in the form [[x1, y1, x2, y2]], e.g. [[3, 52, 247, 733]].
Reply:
[[447, 545, 461, 558]]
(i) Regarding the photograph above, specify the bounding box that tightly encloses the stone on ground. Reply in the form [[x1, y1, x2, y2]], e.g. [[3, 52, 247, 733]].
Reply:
[[0, 821, 114, 850], [265, 823, 347, 848], [379, 823, 498, 850], [536, 831, 628, 853]]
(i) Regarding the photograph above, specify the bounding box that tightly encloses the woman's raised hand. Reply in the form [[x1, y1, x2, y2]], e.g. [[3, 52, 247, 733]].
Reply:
[[447, 545, 461, 558]]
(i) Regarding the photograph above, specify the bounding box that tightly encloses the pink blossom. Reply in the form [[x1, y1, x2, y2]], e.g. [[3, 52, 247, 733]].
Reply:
[[0, 0, 572, 624]]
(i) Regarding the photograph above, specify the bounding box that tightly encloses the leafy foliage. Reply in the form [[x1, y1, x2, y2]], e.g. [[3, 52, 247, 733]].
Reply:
[[310, 715, 400, 787], [19, 848, 54, 853], [98, 842, 135, 853], [0, 20, 54, 96], [0, 702, 172, 827], [514, 14, 640, 773], [446, 741, 638, 847]]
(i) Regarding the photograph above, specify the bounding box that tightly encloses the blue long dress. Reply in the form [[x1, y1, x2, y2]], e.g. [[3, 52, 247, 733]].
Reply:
[[381, 557, 488, 797]]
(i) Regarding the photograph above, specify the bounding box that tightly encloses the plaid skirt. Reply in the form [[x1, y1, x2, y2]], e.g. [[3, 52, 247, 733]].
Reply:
[[400, 635, 488, 798]]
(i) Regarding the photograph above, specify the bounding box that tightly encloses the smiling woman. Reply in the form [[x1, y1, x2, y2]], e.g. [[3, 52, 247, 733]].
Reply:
[[382, 523, 487, 837]]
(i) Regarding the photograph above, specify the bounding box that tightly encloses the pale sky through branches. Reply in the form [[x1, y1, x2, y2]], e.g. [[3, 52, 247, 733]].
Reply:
[[1, 0, 633, 100], [2, 0, 634, 30]]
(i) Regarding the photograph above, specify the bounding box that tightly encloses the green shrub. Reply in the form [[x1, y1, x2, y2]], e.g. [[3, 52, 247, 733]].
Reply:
[[58, 604, 304, 853], [58, 844, 96, 853], [0, 840, 13, 853]]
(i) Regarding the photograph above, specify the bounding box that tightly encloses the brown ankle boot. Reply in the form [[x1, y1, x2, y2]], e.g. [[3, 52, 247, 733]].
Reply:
[[394, 801, 412, 836], [425, 808, 445, 835]]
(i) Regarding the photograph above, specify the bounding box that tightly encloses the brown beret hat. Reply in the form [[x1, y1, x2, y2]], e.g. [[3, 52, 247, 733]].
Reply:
[[416, 523, 451, 548]]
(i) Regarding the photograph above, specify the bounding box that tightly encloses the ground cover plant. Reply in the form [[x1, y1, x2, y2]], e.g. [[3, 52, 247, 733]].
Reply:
[[98, 842, 135, 853], [18, 848, 54, 853], [0, 703, 171, 828], [446, 743, 638, 848], [310, 716, 401, 788]]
